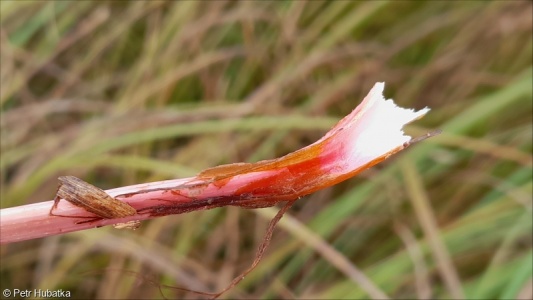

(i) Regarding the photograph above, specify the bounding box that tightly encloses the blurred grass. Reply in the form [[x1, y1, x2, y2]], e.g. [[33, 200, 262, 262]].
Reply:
[[1, 1, 531, 299]]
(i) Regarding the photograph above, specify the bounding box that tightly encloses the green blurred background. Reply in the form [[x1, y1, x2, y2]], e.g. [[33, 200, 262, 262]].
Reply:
[[1, 1, 531, 299]]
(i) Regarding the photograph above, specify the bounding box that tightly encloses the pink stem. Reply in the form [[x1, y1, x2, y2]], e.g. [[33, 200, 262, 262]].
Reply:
[[1, 178, 195, 244], [1, 82, 433, 244]]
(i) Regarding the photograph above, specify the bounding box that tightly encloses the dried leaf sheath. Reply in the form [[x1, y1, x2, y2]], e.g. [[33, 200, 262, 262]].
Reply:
[[51, 176, 136, 219]]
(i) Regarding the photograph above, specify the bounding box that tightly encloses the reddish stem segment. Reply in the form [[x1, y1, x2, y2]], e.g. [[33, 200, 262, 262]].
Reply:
[[0, 82, 435, 244]]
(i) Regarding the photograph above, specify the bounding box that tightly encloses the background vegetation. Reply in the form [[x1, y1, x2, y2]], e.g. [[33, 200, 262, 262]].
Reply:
[[1, 1, 531, 299]]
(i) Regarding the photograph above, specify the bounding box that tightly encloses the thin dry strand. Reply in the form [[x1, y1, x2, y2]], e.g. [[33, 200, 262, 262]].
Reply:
[[147, 200, 296, 299]]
